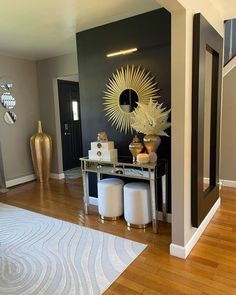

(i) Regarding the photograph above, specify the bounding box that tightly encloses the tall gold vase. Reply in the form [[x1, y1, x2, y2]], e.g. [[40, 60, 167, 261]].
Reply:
[[30, 120, 52, 183]]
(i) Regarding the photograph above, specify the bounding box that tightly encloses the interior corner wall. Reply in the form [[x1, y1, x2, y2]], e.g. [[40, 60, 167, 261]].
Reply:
[[0, 54, 40, 183], [36, 53, 78, 174], [157, 0, 224, 256], [170, 8, 195, 248], [221, 67, 236, 182]]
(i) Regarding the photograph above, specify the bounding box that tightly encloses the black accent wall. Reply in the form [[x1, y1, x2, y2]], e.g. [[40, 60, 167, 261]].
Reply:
[[76, 8, 171, 212]]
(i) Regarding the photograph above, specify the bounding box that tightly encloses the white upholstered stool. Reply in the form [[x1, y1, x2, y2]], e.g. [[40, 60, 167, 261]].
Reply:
[[124, 182, 151, 228], [98, 178, 124, 220]]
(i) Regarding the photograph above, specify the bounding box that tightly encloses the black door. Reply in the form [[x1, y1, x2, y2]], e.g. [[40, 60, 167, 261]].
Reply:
[[58, 80, 82, 171]]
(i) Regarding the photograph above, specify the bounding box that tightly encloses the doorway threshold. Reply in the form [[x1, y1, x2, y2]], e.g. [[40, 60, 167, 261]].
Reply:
[[64, 167, 82, 179]]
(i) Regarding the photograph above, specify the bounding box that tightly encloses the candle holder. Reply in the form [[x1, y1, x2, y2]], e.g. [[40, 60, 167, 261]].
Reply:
[[137, 153, 150, 164], [128, 135, 143, 163]]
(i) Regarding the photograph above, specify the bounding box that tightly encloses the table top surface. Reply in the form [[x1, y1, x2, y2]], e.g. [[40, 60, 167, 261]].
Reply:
[[80, 156, 167, 169]]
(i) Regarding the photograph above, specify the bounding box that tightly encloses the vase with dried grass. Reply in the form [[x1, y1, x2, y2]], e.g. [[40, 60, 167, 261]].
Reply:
[[131, 99, 170, 156]]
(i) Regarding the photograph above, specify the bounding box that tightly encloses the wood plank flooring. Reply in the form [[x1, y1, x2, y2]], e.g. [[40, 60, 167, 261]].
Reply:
[[0, 179, 235, 295]]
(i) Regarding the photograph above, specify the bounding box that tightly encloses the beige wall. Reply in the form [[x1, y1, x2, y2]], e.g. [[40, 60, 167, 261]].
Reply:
[[157, 0, 223, 248], [0, 55, 40, 181], [0, 52, 78, 183], [36, 53, 78, 173], [221, 67, 236, 181]]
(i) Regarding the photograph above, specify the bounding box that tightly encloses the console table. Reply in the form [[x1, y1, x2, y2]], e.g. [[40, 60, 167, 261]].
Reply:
[[80, 156, 168, 233]]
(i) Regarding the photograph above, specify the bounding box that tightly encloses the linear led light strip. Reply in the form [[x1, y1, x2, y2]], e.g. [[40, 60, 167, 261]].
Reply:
[[106, 48, 138, 57]]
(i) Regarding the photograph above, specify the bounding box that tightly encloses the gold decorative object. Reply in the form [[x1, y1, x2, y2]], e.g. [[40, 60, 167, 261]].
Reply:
[[103, 65, 160, 134], [129, 135, 143, 163], [131, 99, 171, 155], [106, 47, 138, 57], [30, 120, 52, 183], [137, 153, 150, 164], [143, 134, 161, 154], [97, 131, 108, 142], [148, 151, 158, 163]]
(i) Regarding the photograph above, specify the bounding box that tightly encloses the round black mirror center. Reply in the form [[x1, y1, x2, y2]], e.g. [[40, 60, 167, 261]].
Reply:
[[119, 89, 138, 112]]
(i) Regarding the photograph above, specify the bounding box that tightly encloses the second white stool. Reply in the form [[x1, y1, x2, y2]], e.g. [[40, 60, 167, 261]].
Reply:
[[98, 178, 124, 220], [124, 182, 151, 228]]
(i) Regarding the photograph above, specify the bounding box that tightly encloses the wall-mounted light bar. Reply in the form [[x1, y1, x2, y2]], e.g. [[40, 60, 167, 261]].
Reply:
[[106, 48, 138, 58]]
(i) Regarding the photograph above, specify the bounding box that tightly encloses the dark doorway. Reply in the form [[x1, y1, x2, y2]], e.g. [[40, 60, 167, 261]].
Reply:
[[58, 79, 82, 171]]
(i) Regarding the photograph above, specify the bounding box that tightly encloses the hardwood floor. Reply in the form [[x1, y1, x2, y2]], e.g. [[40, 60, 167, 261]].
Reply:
[[0, 179, 236, 295]]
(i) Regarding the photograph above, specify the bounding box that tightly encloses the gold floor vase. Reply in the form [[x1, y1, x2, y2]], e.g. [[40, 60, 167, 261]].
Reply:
[[30, 120, 52, 182]]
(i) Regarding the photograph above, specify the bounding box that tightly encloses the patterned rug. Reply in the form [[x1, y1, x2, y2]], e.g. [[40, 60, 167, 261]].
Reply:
[[0, 203, 146, 295]]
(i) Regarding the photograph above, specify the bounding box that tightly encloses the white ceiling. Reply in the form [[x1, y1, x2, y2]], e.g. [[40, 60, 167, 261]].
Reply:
[[210, 0, 236, 20], [0, 0, 161, 61]]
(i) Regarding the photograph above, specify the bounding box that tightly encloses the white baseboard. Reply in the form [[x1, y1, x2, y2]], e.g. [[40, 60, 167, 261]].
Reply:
[[221, 179, 236, 188], [203, 177, 209, 184], [89, 197, 172, 223], [50, 173, 65, 180], [157, 211, 172, 223], [170, 197, 221, 259], [204, 177, 223, 189], [204, 176, 236, 189], [5, 172, 65, 187], [6, 174, 36, 188]]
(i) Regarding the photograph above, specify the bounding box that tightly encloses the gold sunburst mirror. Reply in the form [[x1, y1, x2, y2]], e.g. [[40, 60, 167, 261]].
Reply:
[[103, 65, 160, 133]]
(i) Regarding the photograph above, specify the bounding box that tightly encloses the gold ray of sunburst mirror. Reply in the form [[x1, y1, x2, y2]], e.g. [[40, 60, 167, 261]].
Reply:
[[103, 65, 160, 133]]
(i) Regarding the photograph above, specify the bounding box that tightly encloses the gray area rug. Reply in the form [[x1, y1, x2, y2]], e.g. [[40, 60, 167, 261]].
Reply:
[[0, 203, 146, 295]]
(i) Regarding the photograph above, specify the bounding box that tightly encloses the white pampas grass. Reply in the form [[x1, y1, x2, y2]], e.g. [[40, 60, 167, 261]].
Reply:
[[131, 99, 171, 135]]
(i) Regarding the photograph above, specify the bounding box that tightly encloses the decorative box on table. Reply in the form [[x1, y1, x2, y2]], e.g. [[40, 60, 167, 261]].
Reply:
[[88, 141, 118, 161]]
